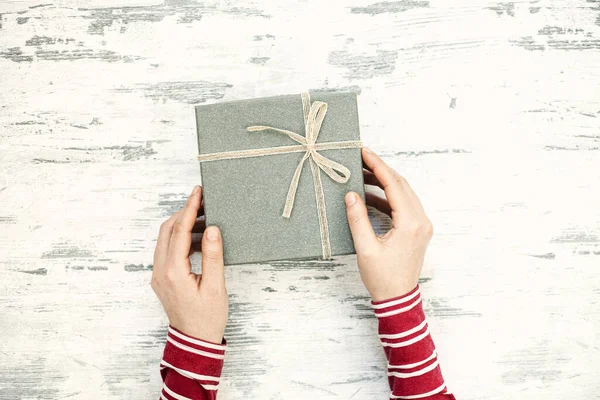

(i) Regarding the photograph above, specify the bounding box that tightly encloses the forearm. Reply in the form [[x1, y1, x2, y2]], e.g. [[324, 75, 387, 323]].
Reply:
[[160, 326, 226, 400], [373, 285, 455, 400]]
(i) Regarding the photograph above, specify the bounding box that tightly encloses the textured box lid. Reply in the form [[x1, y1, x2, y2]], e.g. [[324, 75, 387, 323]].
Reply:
[[195, 91, 364, 265]]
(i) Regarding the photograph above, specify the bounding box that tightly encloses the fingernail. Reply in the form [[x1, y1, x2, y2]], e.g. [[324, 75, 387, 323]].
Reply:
[[206, 226, 219, 241], [192, 185, 200, 195], [345, 192, 357, 206], [363, 147, 373, 154]]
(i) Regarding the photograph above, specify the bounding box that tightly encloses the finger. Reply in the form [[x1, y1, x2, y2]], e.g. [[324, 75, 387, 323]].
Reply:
[[365, 192, 392, 217], [201, 226, 226, 288], [168, 186, 202, 265], [153, 211, 180, 277], [362, 147, 411, 227], [395, 176, 427, 217], [363, 170, 383, 190], [345, 192, 378, 254]]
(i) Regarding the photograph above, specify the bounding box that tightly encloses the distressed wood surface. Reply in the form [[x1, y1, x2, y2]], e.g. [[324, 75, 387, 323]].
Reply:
[[1, 0, 599, 399]]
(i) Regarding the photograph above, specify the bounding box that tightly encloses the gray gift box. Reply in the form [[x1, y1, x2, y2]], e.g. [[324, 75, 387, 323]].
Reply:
[[195, 91, 364, 265]]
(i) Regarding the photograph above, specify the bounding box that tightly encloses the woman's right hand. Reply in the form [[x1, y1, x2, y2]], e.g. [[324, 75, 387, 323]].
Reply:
[[345, 148, 434, 301]]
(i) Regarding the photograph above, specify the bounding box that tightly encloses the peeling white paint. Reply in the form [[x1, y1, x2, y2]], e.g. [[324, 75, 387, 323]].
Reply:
[[1, 0, 599, 399]]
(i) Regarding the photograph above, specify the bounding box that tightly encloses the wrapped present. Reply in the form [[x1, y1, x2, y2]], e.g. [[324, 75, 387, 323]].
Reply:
[[195, 91, 364, 265]]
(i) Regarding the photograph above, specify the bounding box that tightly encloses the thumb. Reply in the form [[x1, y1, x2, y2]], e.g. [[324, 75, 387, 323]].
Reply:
[[201, 226, 226, 288], [345, 192, 378, 254]]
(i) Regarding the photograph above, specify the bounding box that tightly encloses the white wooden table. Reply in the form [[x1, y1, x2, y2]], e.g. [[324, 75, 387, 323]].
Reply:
[[1, 1, 599, 399]]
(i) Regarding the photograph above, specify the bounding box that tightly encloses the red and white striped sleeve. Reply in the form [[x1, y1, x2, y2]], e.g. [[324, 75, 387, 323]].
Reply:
[[372, 285, 456, 400], [159, 325, 226, 400]]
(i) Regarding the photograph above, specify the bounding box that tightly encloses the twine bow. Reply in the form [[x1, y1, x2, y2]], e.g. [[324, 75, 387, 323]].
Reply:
[[197, 92, 362, 259]]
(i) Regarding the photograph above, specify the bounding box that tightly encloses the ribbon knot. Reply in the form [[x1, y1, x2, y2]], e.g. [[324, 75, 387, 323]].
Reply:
[[197, 92, 362, 259], [247, 96, 354, 220]]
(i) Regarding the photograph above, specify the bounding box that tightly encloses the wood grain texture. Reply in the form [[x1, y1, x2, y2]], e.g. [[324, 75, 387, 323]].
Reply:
[[1, 0, 599, 399]]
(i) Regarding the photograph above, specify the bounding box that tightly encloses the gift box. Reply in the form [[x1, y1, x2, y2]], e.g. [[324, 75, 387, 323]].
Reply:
[[195, 91, 364, 265]]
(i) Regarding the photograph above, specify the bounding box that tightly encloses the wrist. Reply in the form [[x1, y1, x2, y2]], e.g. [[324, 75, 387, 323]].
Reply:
[[370, 283, 419, 302], [371, 284, 420, 305]]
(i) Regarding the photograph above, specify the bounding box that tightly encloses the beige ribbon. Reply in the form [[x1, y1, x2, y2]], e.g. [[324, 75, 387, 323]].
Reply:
[[197, 92, 362, 259]]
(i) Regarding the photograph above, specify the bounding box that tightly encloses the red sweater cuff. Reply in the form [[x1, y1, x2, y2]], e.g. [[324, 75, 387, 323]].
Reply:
[[160, 325, 226, 398], [373, 285, 454, 399]]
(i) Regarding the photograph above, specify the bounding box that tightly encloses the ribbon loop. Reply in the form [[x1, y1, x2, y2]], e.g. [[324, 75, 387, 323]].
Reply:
[[311, 151, 351, 184], [305, 101, 328, 144]]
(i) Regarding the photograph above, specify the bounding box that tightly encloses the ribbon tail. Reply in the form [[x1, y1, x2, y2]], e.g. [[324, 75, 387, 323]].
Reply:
[[283, 153, 309, 218], [309, 157, 332, 259]]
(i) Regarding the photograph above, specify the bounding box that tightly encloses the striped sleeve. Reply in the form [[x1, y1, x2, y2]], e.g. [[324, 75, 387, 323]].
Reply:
[[159, 325, 226, 400], [372, 286, 456, 400]]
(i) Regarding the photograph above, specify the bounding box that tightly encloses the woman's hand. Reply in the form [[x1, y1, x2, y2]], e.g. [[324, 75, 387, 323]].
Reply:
[[151, 186, 228, 343], [345, 148, 434, 301]]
